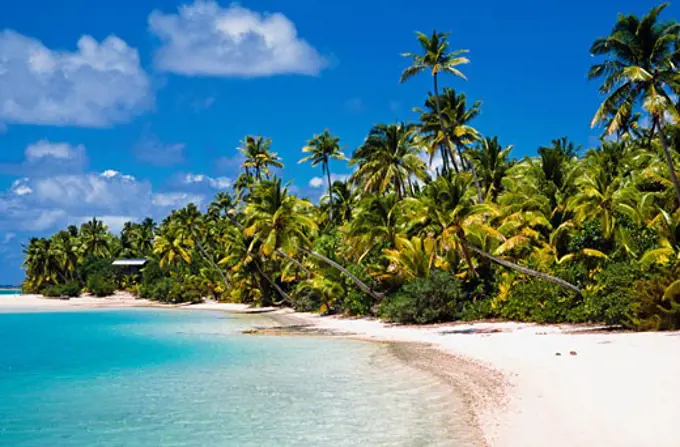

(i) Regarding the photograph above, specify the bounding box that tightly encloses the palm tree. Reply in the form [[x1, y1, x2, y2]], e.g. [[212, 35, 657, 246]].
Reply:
[[568, 162, 626, 240], [299, 130, 347, 223], [345, 194, 405, 262], [23, 238, 57, 287], [49, 230, 80, 280], [469, 136, 514, 201], [153, 218, 193, 269], [320, 180, 357, 225], [641, 208, 680, 265], [239, 136, 283, 181], [400, 30, 484, 202], [244, 179, 317, 257], [208, 192, 236, 219], [350, 123, 427, 198], [80, 218, 110, 259], [590, 3, 680, 206], [412, 174, 583, 294], [416, 88, 482, 175], [173, 204, 230, 288], [384, 235, 443, 281]]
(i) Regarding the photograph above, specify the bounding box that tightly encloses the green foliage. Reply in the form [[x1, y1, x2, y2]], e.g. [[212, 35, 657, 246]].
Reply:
[[80, 257, 116, 283], [585, 263, 639, 326], [630, 264, 680, 331], [20, 7, 680, 332], [146, 278, 174, 302], [568, 220, 611, 254], [167, 278, 206, 304], [500, 280, 582, 324], [141, 276, 205, 304], [87, 274, 117, 297], [380, 270, 464, 324], [42, 281, 81, 298]]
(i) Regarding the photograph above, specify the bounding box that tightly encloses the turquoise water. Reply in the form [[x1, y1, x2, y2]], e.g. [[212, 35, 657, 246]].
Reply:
[[0, 309, 466, 446], [0, 289, 19, 296]]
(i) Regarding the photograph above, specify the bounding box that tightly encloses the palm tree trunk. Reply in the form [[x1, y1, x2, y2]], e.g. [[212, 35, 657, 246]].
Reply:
[[458, 239, 477, 278], [467, 147, 485, 204], [195, 239, 230, 289], [276, 249, 313, 277], [253, 258, 291, 305], [446, 143, 458, 172], [433, 73, 483, 202], [325, 161, 334, 224], [466, 244, 582, 296], [458, 145, 470, 170], [394, 172, 404, 199], [297, 246, 382, 301], [656, 115, 680, 208]]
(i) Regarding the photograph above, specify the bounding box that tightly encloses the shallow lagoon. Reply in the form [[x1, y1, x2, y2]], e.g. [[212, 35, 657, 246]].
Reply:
[[0, 309, 466, 446]]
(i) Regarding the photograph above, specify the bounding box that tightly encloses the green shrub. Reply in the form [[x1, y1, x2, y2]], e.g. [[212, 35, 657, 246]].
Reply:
[[143, 277, 205, 304], [341, 264, 377, 316], [460, 298, 496, 321], [500, 279, 582, 324], [379, 271, 464, 324], [149, 278, 174, 302], [629, 264, 680, 331], [87, 274, 117, 297], [585, 262, 639, 326], [167, 278, 205, 304], [42, 281, 81, 298], [80, 257, 116, 283], [341, 288, 375, 316], [42, 285, 64, 298]]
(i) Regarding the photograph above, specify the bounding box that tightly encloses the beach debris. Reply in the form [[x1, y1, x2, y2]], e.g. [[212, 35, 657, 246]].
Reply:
[[555, 352, 562, 356], [570, 351, 578, 356]]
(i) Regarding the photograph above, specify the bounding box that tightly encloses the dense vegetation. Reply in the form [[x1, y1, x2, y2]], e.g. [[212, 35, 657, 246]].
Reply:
[[21, 4, 680, 329]]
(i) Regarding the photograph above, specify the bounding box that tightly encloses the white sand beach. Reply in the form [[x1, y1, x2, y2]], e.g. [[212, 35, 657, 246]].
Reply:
[[2, 295, 678, 446], [275, 311, 680, 447], [0, 293, 154, 309]]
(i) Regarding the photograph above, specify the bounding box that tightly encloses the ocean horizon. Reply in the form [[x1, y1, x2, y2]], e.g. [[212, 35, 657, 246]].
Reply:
[[0, 308, 470, 446]]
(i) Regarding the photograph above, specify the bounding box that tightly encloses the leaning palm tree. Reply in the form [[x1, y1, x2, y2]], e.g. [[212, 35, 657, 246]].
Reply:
[[401, 30, 483, 202], [411, 174, 583, 294], [174, 204, 230, 288], [299, 130, 347, 223], [349, 123, 427, 198], [590, 3, 680, 206], [244, 179, 317, 257]]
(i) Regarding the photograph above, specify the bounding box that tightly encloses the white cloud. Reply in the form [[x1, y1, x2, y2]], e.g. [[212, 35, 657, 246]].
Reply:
[[308, 174, 349, 189], [25, 140, 81, 160], [152, 192, 204, 208], [149, 1, 326, 77], [10, 178, 32, 196], [100, 170, 136, 182], [2, 233, 15, 244], [309, 177, 324, 188], [184, 173, 231, 189], [0, 140, 88, 177], [32, 174, 151, 211], [0, 30, 152, 127]]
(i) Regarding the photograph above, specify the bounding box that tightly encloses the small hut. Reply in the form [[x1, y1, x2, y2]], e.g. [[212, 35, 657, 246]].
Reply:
[[112, 259, 148, 276]]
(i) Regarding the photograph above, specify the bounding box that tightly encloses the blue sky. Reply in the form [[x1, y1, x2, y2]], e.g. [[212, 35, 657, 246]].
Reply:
[[0, 0, 674, 283]]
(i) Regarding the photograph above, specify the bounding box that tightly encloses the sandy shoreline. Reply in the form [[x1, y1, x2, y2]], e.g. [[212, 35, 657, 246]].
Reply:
[[2, 295, 680, 446]]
